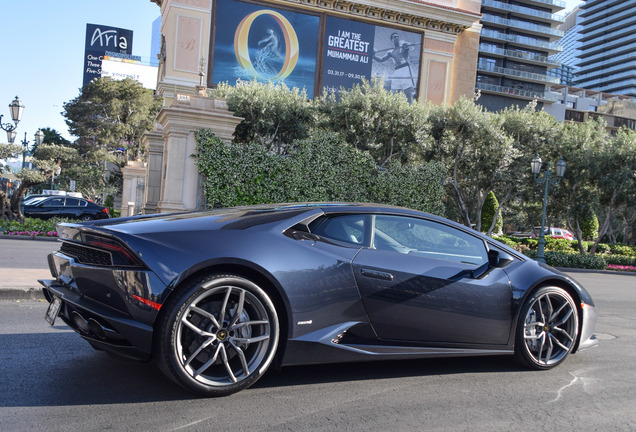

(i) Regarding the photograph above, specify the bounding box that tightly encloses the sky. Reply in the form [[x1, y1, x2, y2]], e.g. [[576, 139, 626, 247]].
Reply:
[[0, 1, 160, 144], [0, 0, 581, 145]]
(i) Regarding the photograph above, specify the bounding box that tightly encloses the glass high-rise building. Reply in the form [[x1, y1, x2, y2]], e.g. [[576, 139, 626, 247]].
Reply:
[[549, 7, 580, 85], [476, 0, 566, 111], [573, 0, 636, 97]]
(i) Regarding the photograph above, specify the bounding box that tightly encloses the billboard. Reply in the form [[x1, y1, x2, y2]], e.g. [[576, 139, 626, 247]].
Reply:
[[323, 16, 421, 101], [83, 24, 133, 86], [212, 0, 320, 98], [210, 1, 422, 100], [101, 57, 158, 90]]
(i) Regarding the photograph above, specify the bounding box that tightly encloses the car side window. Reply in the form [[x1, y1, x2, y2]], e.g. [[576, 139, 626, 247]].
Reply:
[[43, 198, 64, 207], [309, 214, 367, 245], [65, 198, 80, 207], [373, 215, 488, 266]]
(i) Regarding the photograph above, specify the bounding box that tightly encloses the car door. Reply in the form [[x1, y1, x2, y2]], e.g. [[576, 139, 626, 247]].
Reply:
[[32, 197, 66, 219], [352, 214, 513, 345]]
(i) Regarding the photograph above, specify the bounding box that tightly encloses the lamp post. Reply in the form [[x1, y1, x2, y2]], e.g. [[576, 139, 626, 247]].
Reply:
[[21, 129, 44, 169], [531, 155, 566, 263], [1, 96, 24, 143]]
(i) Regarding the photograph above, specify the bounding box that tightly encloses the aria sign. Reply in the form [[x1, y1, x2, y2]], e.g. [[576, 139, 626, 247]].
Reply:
[[83, 23, 133, 86]]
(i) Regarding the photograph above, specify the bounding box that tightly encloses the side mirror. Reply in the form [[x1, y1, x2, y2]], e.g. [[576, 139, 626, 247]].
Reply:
[[488, 249, 514, 269]]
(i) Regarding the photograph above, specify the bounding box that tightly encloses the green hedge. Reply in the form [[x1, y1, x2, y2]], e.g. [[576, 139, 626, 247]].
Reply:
[[195, 129, 446, 214], [0, 217, 72, 236]]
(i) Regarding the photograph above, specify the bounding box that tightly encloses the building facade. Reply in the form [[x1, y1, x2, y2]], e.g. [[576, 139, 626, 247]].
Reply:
[[548, 6, 579, 85], [475, 0, 566, 111], [573, 0, 636, 97], [141, 0, 483, 215], [543, 84, 636, 132]]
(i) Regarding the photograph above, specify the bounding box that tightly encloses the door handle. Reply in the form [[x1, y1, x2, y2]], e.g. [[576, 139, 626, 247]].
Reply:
[[360, 268, 394, 281]]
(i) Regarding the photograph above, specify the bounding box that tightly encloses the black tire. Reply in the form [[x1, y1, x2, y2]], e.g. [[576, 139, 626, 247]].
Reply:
[[79, 215, 94, 221], [515, 286, 579, 370], [156, 274, 279, 396]]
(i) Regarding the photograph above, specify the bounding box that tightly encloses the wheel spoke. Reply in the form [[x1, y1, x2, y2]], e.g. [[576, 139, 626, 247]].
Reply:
[[218, 287, 232, 326], [549, 333, 570, 352], [229, 289, 245, 328], [524, 330, 545, 341], [229, 341, 250, 376], [543, 334, 554, 363], [184, 337, 216, 368], [231, 334, 270, 345], [192, 344, 222, 378], [231, 319, 269, 330], [550, 301, 569, 322], [553, 308, 573, 327], [552, 326, 574, 342], [189, 305, 221, 330], [181, 314, 216, 337], [219, 344, 237, 383]]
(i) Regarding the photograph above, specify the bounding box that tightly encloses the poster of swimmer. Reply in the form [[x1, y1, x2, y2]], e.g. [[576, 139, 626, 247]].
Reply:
[[322, 16, 421, 102], [212, 0, 320, 98]]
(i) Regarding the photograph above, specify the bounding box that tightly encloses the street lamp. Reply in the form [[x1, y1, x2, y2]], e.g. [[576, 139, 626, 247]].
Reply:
[[21, 129, 44, 169], [1, 96, 24, 143], [531, 154, 566, 263]]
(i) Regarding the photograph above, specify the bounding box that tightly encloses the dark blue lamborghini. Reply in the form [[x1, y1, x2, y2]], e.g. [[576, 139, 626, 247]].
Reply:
[[40, 203, 597, 396]]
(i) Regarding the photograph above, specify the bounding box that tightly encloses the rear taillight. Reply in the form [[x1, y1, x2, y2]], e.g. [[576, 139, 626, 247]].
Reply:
[[102, 208, 109, 214], [81, 233, 143, 267]]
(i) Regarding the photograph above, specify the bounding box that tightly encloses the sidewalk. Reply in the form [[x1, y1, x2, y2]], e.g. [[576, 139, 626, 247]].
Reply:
[[0, 235, 56, 300]]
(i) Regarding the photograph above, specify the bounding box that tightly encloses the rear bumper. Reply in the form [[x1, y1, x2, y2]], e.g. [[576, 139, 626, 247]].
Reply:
[[40, 250, 169, 361], [41, 279, 154, 361]]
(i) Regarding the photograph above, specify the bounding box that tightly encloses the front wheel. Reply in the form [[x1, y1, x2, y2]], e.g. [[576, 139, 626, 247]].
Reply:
[[156, 274, 279, 396], [515, 286, 579, 369]]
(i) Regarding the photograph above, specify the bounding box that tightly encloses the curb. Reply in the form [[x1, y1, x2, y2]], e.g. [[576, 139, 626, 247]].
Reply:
[[0, 234, 59, 242], [557, 267, 636, 277], [0, 287, 46, 301]]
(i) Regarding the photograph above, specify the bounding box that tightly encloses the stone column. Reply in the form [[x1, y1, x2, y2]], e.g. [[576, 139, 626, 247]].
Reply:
[[120, 161, 148, 217], [141, 128, 164, 214], [154, 94, 242, 214]]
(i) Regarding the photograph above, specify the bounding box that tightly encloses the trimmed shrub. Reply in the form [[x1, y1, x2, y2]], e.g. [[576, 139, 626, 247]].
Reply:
[[609, 244, 636, 257], [481, 191, 503, 234], [194, 129, 446, 214], [543, 252, 607, 269], [603, 254, 636, 267]]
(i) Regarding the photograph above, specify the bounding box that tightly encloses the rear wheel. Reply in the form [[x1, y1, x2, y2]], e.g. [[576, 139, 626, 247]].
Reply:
[[156, 274, 279, 396], [515, 286, 579, 369], [79, 215, 93, 221]]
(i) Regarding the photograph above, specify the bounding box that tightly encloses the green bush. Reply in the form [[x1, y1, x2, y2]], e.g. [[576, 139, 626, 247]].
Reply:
[[545, 238, 576, 253], [543, 252, 607, 269], [603, 254, 636, 266], [0, 217, 73, 236], [481, 191, 503, 234], [521, 238, 538, 248], [595, 243, 611, 254], [194, 129, 446, 214], [579, 208, 599, 241], [609, 244, 636, 257]]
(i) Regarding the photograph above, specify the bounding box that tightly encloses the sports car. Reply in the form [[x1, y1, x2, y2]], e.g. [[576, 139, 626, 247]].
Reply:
[[40, 203, 598, 396]]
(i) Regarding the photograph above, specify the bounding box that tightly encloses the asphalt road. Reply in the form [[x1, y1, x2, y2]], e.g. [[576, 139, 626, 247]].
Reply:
[[0, 271, 634, 431]]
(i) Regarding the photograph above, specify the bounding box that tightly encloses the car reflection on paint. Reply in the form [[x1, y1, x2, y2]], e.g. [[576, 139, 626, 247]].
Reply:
[[39, 203, 597, 396]]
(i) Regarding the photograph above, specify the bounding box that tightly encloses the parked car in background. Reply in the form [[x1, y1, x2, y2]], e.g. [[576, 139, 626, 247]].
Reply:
[[22, 196, 110, 221], [547, 227, 574, 240], [510, 227, 573, 240]]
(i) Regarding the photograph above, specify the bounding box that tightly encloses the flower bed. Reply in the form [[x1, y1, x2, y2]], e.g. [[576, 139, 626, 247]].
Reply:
[[606, 264, 636, 273]]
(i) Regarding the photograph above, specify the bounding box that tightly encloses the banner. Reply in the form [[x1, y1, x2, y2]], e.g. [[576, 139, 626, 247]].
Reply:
[[83, 24, 133, 87], [323, 16, 421, 101], [212, 0, 319, 98]]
